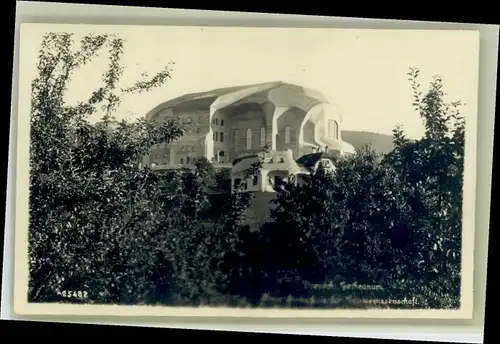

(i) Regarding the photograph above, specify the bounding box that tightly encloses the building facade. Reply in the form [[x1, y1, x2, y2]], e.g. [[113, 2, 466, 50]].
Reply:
[[230, 149, 339, 194], [144, 81, 355, 170]]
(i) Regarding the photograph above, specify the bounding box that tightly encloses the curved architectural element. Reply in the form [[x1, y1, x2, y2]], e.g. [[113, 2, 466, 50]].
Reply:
[[231, 149, 308, 193], [143, 81, 355, 169]]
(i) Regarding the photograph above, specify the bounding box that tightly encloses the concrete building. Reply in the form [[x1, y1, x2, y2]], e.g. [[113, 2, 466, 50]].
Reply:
[[230, 149, 339, 194], [144, 81, 355, 170]]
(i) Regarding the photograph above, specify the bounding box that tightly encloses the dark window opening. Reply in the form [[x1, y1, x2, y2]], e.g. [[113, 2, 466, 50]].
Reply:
[[253, 175, 258, 186], [274, 176, 283, 187], [220, 132, 224, 142], [180, 158, 184, 164], [221, 119, 224, 126]]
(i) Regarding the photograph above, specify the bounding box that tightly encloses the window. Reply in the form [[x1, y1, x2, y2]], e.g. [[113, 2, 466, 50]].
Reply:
[[274, 176, 283, 187], [219, 151, 225, 157], [212, 118, 215, 124], [284, 126, 291, 144], [260, 127, 266, 147], [180, 157, 184, 164], [221, 119, 224, 126], [234, 178, 242, 189], [253, 175, 258, 186], [213, 132, 216, 141], [197, 127, 201, 134], [215, 118, 219, 125], [215, 132, 218, 142], [220, 132, 224, 142], [246, 128, 252, 149], [186, 157, 190, 164], [328, 120, 339, 139]]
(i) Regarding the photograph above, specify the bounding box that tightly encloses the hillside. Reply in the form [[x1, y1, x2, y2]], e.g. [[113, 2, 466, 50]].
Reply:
[[342, 130, 395, 155]]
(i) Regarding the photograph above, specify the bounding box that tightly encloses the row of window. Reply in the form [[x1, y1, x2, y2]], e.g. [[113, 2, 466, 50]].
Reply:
[[153, 156, 198, 165], [213, 131, 224, 142], [233, 175, 259, 189], [212, 118, 225, 126], [185, 127, 203, 134], [233, 175, 284, 190], [239, 127, 290, 150], [178, 117, 203, 125], [175, 117, 339, 142], [210, 123, 341, 148], [155, 146, 196, 156], [179, 157, 195, 164], [154, 153, 170, 159], [153, 157, 232, 165]]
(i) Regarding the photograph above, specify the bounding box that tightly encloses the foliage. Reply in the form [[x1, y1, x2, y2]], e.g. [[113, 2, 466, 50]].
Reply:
[[223, 67, 465, 309], [28, 32, 251, 304], [29, 34, 465, 310]]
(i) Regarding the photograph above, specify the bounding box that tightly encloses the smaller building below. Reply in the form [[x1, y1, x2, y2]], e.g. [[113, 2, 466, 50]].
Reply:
[[230, 149, 339, 194]]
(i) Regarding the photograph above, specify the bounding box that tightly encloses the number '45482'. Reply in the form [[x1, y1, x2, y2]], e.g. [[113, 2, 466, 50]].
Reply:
[[58, 290, 88, 299]]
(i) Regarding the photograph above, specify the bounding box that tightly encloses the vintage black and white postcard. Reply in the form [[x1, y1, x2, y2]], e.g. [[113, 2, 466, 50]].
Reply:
[[13, 23, 480, 319]]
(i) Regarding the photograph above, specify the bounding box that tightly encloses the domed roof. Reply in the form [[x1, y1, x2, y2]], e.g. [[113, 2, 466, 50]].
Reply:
[[146, 81, 330, 120]]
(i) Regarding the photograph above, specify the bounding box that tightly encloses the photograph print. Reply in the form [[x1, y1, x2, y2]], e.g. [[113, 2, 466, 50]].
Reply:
[[13, 23, 480, 318]]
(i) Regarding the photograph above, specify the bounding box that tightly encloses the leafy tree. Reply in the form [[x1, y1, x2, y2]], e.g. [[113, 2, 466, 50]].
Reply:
[[230, 67, 466, 309], [28, 32, 185, 303], [29, 35, 465, 310], [382, 67, 465, 307]]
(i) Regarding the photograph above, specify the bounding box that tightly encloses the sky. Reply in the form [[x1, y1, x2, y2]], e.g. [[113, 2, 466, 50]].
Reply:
[[19, 24, 480, 139]]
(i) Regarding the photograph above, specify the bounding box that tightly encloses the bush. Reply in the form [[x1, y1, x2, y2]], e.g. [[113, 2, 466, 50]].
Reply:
[[223, 68, 465, 309], [28, 34, 464, 309]]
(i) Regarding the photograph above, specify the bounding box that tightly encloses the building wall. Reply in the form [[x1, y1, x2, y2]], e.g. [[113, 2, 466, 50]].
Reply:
[[147, 106, 210, 166], [314, 104, 344, 155], [231, 171, 263, 193], [314, 158, 337, 174], [276, 107, 307, 158], [210, 109, 230, 163], [146, 92, 349, 168], [223, 103, 269, 161]]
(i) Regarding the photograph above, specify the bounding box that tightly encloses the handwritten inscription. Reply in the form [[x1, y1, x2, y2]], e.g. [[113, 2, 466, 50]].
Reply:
[[340, 282, 383, 291], [354, 297, 419, 306], [309, 282, 384, 291]]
